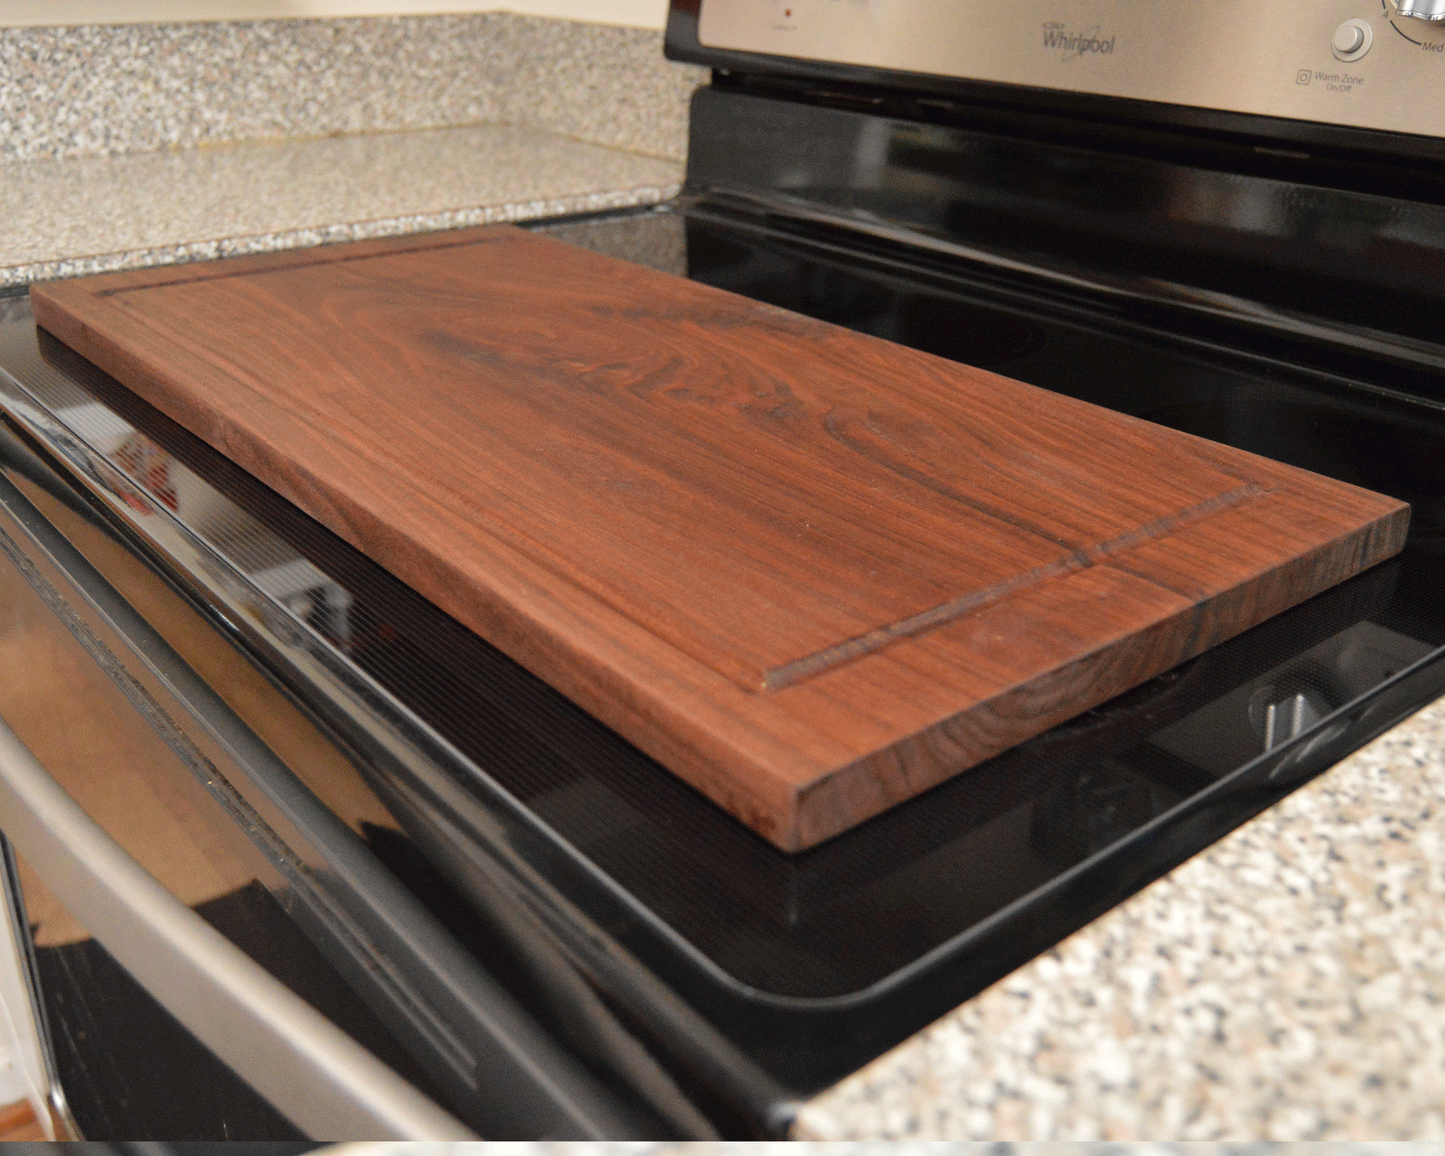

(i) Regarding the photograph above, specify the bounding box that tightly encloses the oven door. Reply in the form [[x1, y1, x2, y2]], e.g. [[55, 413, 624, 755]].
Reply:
[[0, 412, 666, 1140]]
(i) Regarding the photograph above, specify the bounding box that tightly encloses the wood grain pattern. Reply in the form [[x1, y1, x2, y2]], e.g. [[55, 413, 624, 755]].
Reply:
[[31, 225, 1410, 850], [0, 1099, 44, 1141]]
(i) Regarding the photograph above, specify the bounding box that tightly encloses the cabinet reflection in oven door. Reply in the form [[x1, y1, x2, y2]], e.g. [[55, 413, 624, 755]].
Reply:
[[0, 439, 655, 1141]]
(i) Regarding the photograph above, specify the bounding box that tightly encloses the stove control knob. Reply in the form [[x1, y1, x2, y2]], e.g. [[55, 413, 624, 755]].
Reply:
[[1332, 18, 1373, 60], [1394, 0, 1445, 18]]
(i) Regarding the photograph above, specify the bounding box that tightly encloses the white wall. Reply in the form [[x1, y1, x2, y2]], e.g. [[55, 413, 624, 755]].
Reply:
[[0, 1, 669, 30]]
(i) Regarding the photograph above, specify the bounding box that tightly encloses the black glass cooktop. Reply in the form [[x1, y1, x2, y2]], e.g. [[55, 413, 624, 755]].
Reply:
[[5, 200, 1445, 1114]]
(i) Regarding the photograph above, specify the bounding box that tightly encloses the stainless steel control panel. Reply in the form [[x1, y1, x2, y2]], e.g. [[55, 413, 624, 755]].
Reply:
[[698, 0, 1445, 140]]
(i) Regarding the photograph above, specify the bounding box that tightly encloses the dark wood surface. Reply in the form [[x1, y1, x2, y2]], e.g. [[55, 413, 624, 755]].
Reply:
[[31, 225, 1410, 850]]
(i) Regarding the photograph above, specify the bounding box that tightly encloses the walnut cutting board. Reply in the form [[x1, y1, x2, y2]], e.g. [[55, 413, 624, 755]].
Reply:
[[31, 226, 1409, 851]]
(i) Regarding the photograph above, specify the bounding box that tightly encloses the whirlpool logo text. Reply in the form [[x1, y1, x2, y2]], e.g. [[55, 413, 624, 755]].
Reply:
[[1042, 21, 1116, 59]]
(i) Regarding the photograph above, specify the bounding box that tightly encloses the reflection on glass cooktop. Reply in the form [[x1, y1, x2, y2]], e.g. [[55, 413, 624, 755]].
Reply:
[[4, 204, 1444, 1094]]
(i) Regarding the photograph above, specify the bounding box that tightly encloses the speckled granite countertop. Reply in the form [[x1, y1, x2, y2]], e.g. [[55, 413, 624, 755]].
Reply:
[[796, 695, 1445, 1140], [0, 12, 701, 287], [0, 122, 682, 286]]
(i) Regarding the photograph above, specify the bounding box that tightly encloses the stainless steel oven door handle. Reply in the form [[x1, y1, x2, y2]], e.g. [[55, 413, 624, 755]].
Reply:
[[0, 714, 474, 1142]]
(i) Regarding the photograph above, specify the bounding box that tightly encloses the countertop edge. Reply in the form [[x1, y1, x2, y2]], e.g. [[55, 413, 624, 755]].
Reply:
[[794, 690, 1445, 1140], [1, 181, 683, 290]]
